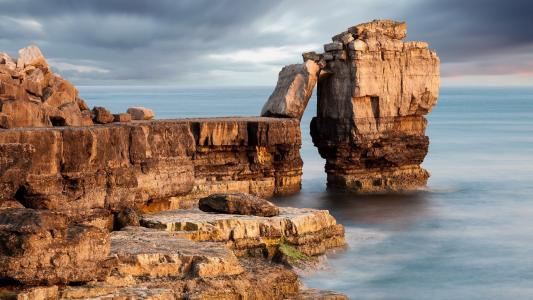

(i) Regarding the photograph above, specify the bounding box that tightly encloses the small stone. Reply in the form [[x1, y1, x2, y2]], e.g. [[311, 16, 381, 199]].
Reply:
[[92, 106, 114, 124], [324, 42, 343, 52], [114, 208, 140, 229], [113, 113, 132, 123], [199, 193, 280, 217], [127, 107, 155, 120], [323, 53, 334, 61], [302, 51, 322, 62]]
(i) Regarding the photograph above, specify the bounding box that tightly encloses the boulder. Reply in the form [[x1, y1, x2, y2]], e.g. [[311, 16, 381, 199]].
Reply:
[[127, 107, 155, 120], [114, 208, 140, 230], [113, 113, 132, 123], [92, 106, 114, 124], [17, 45, 48, 69], [348, 19, 407, 40], [0, 208, 112, 285], [260, 60, 320, 119], [0, 52, 16, 71], [0, 99, 51, 128], [199, 193, 280, 217]]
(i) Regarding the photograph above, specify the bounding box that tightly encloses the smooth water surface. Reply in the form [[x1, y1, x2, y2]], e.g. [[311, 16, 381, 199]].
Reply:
[[80, 86, 533, 300]]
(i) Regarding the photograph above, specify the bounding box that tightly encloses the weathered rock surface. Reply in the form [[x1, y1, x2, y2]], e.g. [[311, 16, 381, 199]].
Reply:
[[92, 106, 114, 124], [199, 193, 280, 217], [261, 60, 321, 119], [0, 117, 302, 220], [0, 208, 111, 285], [141, 207, 345, 257], [310, 19, 440, 192], [0, 45, 94, 128], [127, 107, 155, 120]]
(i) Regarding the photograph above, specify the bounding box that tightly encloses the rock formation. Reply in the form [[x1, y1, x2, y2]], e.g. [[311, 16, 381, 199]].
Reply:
[[0, 45, 139, 129], [0, 117, 302, 220], [199, 193, 280, 217], [261, 60, 321, 119], [310, 19, 440, 192]]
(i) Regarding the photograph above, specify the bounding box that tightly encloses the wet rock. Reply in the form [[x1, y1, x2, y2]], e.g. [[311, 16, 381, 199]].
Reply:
[[261, 60, 320, 119], [127, 107, 155, 120], [199, 193, 280, 217], [0, 208, 111, 285], [92, 106, 114, 124]]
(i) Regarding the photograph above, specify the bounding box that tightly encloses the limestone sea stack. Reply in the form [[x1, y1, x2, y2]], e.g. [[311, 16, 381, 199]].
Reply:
[[310, 20, 440, 192]]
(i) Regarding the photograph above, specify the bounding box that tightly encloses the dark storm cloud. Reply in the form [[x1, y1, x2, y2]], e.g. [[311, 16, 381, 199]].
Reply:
[[0, 0, 531, 85], [404, 0, 533, 62]]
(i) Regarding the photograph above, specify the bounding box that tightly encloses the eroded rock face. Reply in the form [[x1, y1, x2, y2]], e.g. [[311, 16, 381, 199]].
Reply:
[[0, 208, 111, 285], [310, 19, 440, 192], [0, 45, 94, 128], [199, 193, 280, 217], [0, 117, 302, 221], [261, 60, 321, 119], [127, 107, 155, 120]]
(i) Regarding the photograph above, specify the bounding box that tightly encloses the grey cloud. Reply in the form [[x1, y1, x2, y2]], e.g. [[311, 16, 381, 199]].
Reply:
[[0, 0, 531, 85]]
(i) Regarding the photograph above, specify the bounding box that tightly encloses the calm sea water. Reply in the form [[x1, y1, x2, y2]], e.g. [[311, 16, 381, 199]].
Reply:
[[80, 86, 533, 300]]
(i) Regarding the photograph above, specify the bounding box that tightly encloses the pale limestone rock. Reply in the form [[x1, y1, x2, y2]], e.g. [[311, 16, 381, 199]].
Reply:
[[141, 207, 345, 257], [127, 106, 155, 120], [17, 45, 48, 69], [261, 60, 320, 119], [311, 19, 440, 193], [0, 52, 16, 71]]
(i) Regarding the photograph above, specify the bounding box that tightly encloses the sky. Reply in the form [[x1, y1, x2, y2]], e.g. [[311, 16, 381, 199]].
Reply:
[[0, 0, 532, 87]]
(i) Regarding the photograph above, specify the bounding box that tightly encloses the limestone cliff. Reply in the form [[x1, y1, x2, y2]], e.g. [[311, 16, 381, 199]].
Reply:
[[310, 20, 440, 192]]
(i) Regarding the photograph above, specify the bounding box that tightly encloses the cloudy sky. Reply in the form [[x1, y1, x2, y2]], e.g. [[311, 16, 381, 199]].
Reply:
[[1, 0, 532, 87]]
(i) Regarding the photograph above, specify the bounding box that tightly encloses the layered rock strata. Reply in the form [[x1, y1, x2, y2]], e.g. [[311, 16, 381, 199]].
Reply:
[[310, 19, 440, 192], [0, 117, 302, 221], [141, 207, 345, 258]]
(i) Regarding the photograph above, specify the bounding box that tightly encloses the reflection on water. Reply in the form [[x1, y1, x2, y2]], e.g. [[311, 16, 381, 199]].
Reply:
[[272, 190, 432, 231]]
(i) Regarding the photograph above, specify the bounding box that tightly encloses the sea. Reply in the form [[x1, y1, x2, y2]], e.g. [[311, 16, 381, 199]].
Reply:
[[80, 86, 533, 300]]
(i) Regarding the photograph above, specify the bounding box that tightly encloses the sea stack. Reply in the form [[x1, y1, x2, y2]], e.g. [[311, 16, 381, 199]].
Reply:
[[310, 20, 440, 193]]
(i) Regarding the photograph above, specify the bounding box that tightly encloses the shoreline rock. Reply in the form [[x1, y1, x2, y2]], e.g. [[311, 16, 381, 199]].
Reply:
[[199, 193, 280, 217]]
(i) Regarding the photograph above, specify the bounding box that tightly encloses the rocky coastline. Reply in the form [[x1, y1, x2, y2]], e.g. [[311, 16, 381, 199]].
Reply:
[[0, 19, 439, 299]]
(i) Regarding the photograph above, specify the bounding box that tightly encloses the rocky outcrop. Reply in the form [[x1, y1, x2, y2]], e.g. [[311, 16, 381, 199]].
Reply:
[[0, 117, 302, 221], [0, 45, 140, 129], [310, 19, 440, 192], [261, 60, 321, 119], [0, 208, 111, 285], [0, 45, 94, 128], [141, 207, 345, 258], [199, 193, 280, 217]]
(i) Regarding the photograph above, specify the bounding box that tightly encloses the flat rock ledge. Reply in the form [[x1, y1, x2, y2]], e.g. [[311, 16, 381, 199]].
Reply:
[[0, 207, 346, 299]]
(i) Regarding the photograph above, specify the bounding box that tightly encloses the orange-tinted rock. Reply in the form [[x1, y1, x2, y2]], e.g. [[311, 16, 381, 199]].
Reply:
[[113, 113, 132, 123], [0, 208, 111, 285], [0, 45, 95, 129], [311, 19, 440, 193], [92, 106, 114, 124], [127, 107, 155, 120]]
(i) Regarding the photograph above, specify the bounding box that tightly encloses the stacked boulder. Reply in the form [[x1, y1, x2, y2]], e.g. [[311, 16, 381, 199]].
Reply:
[[0, 45, 155, 129], [0, 46, 93, 128]]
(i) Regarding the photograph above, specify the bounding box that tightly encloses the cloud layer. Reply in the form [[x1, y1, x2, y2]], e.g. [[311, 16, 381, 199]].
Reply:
[[0, 0, 531, 86]]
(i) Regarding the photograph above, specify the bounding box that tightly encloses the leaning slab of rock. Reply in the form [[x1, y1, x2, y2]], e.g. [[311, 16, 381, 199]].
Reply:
[[261, 60, 321, 119], [127, 107, 155, 120], [0, 208, 112, 285], [199, 193, 280, 217]]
